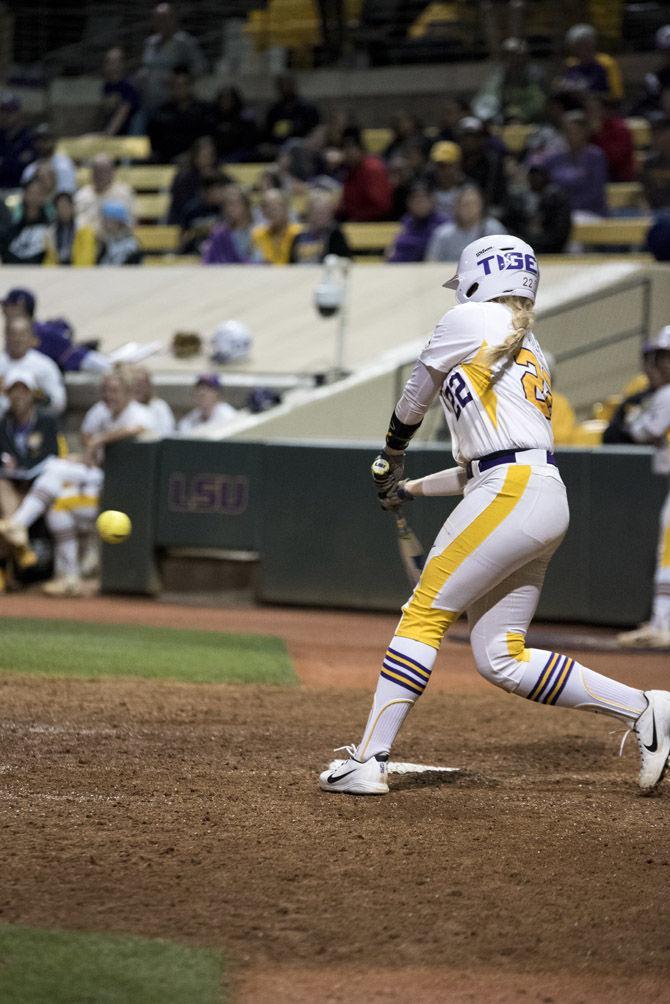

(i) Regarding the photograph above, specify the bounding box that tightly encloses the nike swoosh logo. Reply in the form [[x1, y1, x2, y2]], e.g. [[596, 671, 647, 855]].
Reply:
[[326, 768, 357, 784], [645, 712, 658, 753]]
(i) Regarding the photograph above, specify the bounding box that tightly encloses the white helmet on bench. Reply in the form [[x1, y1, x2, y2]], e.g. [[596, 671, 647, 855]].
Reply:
[[443, 235, 539, 304]]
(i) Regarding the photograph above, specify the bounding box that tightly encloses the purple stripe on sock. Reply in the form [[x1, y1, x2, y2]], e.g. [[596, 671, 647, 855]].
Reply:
[[387, 645, 430, 675], [535, 655, 567, 703], [547, 660, 574, 705], [380, 669, 424, 695], [527, 652, 556, 701], [383, 653, 430, 683]]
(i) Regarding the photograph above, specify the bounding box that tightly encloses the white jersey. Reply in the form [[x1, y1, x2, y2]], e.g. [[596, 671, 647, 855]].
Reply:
[[420, 301, 554, 465], [81, 399, 155, 438]]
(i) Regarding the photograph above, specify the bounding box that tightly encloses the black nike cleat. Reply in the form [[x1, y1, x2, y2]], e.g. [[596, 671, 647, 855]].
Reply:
[[319, 744, 389, 795], [634, 691, 670, 791]]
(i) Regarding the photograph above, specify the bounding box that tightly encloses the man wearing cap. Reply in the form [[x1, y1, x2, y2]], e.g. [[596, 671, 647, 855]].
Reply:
[[0, 368, 59, 574], [20, 123, 76, 195], [177, 375, 238, 435], [74, 154, 135, 236], [425, 141, 465, 218], [457, 116, 507, 214], [0, 316, 66, 416], [0, 92, 36, 188]]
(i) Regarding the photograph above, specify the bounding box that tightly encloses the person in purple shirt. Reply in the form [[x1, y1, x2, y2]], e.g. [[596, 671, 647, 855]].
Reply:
[[386, 183, 448, 263], [545, 110, 608, 218], [202, 185, 263, 265]]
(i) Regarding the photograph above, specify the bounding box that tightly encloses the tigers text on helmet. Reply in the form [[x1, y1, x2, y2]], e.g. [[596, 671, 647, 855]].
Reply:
[[443, 235, 539, 304]]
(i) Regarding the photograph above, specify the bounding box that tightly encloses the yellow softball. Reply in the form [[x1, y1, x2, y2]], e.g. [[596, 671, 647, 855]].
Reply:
[[96, 510, 132, 544]]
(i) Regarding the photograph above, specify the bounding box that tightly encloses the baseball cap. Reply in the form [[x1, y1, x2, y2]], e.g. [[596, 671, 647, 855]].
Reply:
[[195, 374, 222, 390], [458, 116, 485, 135], [3, 288, 36, 316], [643, 326, 670, 353], [4, 367, 37, 391], [101, 200, 130, 224], [656, 25, 670, 51], [430, 140, 461, 164]]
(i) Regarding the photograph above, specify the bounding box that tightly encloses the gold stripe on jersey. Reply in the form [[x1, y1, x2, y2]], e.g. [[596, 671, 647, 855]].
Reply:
[[396, 465, 532, 649], [461, 342, 498, 429], [662, 523, 670, 568], [506, 631, 530, 662]]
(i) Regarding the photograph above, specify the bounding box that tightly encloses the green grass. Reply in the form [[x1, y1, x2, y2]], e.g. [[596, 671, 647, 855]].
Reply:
[[0, 924, 226, 1003], [0, 617, 296, 685]]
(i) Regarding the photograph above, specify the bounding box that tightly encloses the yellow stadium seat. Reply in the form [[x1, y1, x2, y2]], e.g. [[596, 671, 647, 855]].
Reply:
[[572, 420, 606, 445], [58, 135, 151, 163], [135, 193, 170, 221], [626, 117, 651, 150], [135, 225, 179, 252], [606, 182, 643, 211], [225, 163, 266, 187], [572, 218, 651, 248], [143, 254, 201, 266], [343, 222, 400, 253]]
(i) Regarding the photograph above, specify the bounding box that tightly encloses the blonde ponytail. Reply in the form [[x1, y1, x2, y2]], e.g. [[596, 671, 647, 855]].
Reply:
[[485, 296, 534, 367]]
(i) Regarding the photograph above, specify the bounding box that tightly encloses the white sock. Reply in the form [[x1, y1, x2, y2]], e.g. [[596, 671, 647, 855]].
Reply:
[[47, 509, 79, 577], [357, 636, 438, 760], [651, 589, 670, 632], [13, 484, 54, 528], [515, 649, 647, 724]]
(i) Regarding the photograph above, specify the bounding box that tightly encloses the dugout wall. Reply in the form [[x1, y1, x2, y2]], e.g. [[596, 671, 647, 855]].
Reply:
[[102, 440, 665, 628]]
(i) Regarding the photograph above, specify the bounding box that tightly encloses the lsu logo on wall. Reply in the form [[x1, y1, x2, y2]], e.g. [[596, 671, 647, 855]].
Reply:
[[477, 251, 538, 276], [168, 472, 249, 515]]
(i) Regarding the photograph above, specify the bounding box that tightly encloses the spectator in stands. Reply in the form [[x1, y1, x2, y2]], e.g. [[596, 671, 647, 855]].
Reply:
[[132, 366, 175, 436], [75, 154, 135, 236], [586, 96, 635, 183], [545, 110, 608, 218], [472, 37, 546, 125], [424, 141, 465, 219], [503, 163, 572, 253], [524, 91, 576, 168], [603, 347, 661, 444], [44, 192, 97, 266], [387, 153, 417, 221], [435, 96, 471, 143], [100, 47, 141, 136], [641, 117, 670, 211], [139, 2, 207, 115], [147, 67, 213, 163], [426, 184, 506, 262], [264, 74, 321, 156], [457, 116, 507, 214], [20, 124, 76, 195], [96, 202, 143, 266], [0, 93, 35, 189], [277, 126, 329, 188], [382, 112, 431, 161], [339, 127, 393, 222], [202, 184, 263, 265], [3, 287, 111, 374], [252, 188, 303, 265], [0, 316, 66, 416], [167, 135, 220, 225], [212, 86, 258, 163], [386, 182, 447, 263], [178, 173, 232, 254], [0, 176, 51, 265], [177, 374, 238, 435], [559, 23, 623, 102], [290, 188, 351, 263]]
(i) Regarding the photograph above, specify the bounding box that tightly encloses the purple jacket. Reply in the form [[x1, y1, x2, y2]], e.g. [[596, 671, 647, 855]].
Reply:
[[202, 224, 260, 265], [545, 145, 608, 218], [389, 210, 449, 263]]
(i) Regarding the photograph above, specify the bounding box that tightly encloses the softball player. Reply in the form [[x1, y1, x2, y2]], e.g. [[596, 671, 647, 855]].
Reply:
[[320, 235, 670, 796], [617, 326, 670, 649]]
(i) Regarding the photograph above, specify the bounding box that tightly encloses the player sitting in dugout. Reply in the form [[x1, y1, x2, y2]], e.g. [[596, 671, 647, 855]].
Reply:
[[0, 366, 159, 597]]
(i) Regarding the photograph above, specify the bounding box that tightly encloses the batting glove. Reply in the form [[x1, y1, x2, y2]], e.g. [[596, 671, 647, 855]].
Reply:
[[371, 451, 405, 510]]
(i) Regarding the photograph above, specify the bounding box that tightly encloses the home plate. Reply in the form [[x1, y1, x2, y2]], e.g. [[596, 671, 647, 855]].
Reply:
[[328, 760, 460, 775]]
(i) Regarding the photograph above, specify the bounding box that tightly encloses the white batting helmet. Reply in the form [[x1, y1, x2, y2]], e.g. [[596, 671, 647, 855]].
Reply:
[[443, 235, 540, 304], [210, 319, 252, 364], [643, 325, 670, 354]]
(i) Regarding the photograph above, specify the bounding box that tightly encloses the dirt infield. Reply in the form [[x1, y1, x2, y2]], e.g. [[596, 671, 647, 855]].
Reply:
[[2, 594, 670, 1002]]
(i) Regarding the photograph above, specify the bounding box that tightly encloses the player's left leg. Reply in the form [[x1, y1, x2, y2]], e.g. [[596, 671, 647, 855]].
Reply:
[[467, 560, 670, 791]]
